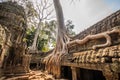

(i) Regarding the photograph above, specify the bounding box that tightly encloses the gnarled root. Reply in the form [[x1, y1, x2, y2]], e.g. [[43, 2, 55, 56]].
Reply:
[[68, 27, 120, 49], [44, 51, 66, 78]]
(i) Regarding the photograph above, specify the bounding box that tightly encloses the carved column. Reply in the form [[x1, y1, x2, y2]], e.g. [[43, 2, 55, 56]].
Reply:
[[71, 67, 77, 80]]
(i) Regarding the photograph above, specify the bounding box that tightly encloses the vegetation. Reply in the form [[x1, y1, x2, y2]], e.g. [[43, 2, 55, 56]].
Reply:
[[24, 0, 76, 77], [44, 0, 71, 78], [26, 20, 56, 52], [0, 0, 76, 78], [26, 20, 75, 52]]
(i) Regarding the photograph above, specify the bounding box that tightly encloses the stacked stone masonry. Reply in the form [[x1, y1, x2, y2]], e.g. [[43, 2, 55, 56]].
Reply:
[[0, 2, 30, 75], [74, 10, 120, 40]]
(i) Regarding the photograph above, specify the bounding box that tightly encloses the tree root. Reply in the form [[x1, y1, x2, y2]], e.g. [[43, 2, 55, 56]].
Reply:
[[44, 49, 67, 78], [67, 27, 120, 49], [44, 26, 120, 78]]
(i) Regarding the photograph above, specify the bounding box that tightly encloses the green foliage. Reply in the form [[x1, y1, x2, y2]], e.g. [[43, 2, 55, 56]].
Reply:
[[26, 20, 56, 52], [26, 26, 35, 46], [66, 20, 76, 36], [26, 20, 75, 52]]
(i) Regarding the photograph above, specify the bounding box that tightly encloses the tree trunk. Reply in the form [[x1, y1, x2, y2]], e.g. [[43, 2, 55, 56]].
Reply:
[[29, 23, 41, 51], [44, 0, 70, 78], [53, 0, 66, 31]]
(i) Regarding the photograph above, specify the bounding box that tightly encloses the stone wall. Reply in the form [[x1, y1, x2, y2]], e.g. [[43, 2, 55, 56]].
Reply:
[[64, 10, 120, 80], [0, 2, 30, 74], [74, 10, 120, 40], [68, 10, 120, 54]]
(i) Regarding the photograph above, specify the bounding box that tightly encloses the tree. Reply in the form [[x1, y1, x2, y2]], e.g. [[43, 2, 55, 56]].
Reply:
[[26, 20, 75, 52], [1, 0, 54, 51], [66, 20, 76, 36], [44, 0, 71, 78], [26, 20, 56, 52], [28, 0, 54, 51]]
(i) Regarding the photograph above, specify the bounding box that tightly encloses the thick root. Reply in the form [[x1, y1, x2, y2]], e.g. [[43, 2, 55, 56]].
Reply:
[[68, 27, 120, 49]]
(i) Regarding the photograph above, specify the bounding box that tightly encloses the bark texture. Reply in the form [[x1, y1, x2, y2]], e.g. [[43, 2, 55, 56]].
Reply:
[[44, 0, 70, 78]]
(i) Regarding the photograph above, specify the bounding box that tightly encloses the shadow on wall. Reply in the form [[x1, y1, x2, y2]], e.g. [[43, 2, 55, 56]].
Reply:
[[61, 66, 72, 80], [79, 68, 106, 80], [61, 66, 106, 80]]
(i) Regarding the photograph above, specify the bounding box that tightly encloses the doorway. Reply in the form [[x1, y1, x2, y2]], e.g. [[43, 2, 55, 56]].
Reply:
[[79, 68, 106, 80], [61, 66, 72, 80]]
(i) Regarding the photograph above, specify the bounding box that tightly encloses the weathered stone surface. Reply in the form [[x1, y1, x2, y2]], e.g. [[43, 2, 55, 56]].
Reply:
[[71, 45, 120, 64], [73, 10, 120, 40], [30, 10, 120, 80], [68, 27, 120, 53], [0, 2, 30, 75]]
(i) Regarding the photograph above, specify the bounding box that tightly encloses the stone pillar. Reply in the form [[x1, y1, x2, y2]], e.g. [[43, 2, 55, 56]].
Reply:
[[76, 68, 81, 80], [71, 67, 77, 80]]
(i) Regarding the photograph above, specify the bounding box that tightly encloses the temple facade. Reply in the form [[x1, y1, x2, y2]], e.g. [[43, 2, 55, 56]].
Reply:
[[31, 10, 120, 80]]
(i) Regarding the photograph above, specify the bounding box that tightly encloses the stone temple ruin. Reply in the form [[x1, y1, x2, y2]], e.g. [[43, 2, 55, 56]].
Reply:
[[60, 10, 120, 80], [30, 10, 120, 80], [0, 1, 31, 76], [0, 1, 120, 80]]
